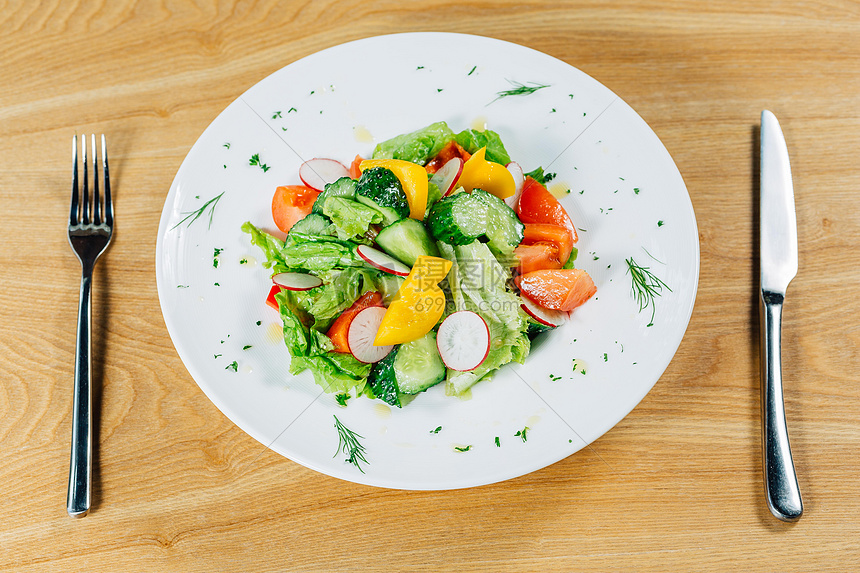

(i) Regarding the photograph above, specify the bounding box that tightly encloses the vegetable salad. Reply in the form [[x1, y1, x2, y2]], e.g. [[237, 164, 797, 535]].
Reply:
[[243, 121, 596, 407]]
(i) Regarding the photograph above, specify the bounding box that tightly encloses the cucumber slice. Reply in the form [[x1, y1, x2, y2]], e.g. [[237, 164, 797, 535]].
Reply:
[[368, 351, 401, 407], [394, 331, 446, 394], [426, 189, 524, 258], [356, 167, 409, 225], [311, 177, 357, 215], [471, 189, 524, 258], [375, 218, 440, 266], [426, 192, 487, 245]]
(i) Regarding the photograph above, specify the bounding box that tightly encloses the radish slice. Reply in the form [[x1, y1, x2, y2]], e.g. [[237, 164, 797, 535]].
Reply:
[[299, 158, 350, 191], [272, 272, 323, 291], [504, 162, 525, 208], [347, 306, 393, 363], [356, 244, 411, 277], [436, 311, 490, 371], [520, 296, 567, 328], [430, 157, 464, 197]]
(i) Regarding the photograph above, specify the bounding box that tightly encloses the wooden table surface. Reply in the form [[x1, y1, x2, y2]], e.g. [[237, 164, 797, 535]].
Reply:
[[2, 1, 859, 571]]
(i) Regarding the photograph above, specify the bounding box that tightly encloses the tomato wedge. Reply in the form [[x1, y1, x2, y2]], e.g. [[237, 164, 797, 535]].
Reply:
[[272, 185, 320, 233], [265, 284, 282, 310], [326, 291, 384, 353], [348, 155, 364, 179], [521, 223, 574, 268], [516, 177, 578, 242], [514, 243, 560, 274], [425, 140, 471, 174], [515, 269, 596, 312]]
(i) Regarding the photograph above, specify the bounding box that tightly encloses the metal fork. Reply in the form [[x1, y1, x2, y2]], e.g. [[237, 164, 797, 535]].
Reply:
[[67, 134, 113, 518]]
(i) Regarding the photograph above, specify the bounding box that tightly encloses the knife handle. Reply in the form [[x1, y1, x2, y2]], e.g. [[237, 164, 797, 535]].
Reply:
[[760, 290, 803, 521]]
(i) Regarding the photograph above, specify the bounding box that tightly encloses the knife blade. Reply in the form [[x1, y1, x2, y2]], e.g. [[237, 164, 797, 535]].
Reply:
[[759, 109, 803, 521]]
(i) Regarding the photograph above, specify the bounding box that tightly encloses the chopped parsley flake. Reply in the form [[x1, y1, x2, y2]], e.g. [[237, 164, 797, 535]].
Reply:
[[430, 426, 442, 434], [223, 143, 230, 149], [634, 187, 641, 195], [515, 427, 530, 442], [335, 393, 350, 407], [255, 321, 262, 326], [468, 65, 477, 76], [213, 247, 223, 268], [225, 361, 238, 372], [658, 220, 665, 227], [272, 111, 282, 119], [249, 153, 270, 172], [495, 437, 501, 447], [454, 445, 472, 452], [242, 345, 252, 350], [603, 353, 608, 362], [239, 258, 248, 265]]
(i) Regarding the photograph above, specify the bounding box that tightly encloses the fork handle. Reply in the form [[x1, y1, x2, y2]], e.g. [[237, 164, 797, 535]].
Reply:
[[760, 291, 803, 522], [68, 266, 93, 518]]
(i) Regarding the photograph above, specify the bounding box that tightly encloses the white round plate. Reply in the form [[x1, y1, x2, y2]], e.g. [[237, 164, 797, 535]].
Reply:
[[156, 32, 699, 489]]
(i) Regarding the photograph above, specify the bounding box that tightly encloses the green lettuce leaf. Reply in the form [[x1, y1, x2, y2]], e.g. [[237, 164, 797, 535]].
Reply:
[[323, 196, 384, 240], [241, 221, 288, 273], [454, 128, 511, 165], [276, 290, 371, 395], [438, 241, 529, 395], [371, 121, 455, 166]]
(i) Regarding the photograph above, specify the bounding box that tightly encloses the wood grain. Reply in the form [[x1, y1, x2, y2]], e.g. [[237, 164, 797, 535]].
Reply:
[[2, 0, 860, 570]]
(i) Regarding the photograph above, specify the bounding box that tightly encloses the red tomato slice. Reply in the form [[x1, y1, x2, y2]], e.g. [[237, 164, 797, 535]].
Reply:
[[521, 223, 574, 267], [266, 284, 282, 310], [516, 177, 578, 243], [272, 185, 319, 233], [326, 291, 384, 353], [515, 269, 596, 312], [514, 243, 561, 274], [425, 140, 471, 174], [349, 155, 364, 179]]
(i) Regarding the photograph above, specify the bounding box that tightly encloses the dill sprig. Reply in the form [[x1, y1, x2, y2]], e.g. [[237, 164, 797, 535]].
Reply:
[[171, 192, 225, 230], [333, 415, 368, 473], [626, 256, 672, 327], [490, 80, 550, 104]]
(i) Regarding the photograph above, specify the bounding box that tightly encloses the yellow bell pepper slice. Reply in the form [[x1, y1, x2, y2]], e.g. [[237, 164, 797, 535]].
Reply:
[[456, 147, 515, 199], [374, 256, 452, 346], [360, 159, 428, 220]]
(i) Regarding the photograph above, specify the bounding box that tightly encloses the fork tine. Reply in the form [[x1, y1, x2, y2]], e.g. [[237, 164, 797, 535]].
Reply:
[[91, 134, 101, 225], [70, 135, 79, 226], [102, 135, 113, 227], [81, 135, 90, 225]]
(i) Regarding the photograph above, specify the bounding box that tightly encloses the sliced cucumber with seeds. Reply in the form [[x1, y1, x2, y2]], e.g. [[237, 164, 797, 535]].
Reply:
[[375, 218, 440, 266], [394, 331, 446, 394], [356, 167, 409, 225]]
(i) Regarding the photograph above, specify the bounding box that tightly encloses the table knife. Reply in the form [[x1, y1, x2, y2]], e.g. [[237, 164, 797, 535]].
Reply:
[[759, 110, 803, 522]]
